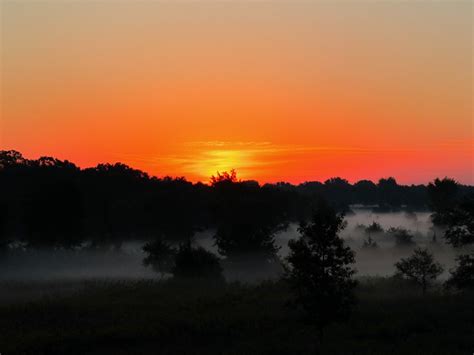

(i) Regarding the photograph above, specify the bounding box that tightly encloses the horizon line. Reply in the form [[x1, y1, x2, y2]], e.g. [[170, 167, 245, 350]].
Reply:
[[1, 149, 472, 188]]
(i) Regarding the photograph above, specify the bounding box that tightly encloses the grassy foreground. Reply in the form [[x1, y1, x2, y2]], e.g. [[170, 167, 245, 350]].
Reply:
[[1, 278, 473, 355]]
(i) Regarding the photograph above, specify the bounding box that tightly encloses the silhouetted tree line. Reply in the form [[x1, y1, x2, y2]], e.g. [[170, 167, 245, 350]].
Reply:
[[1, 150, 473, 250], [1, 150, 472, 350]]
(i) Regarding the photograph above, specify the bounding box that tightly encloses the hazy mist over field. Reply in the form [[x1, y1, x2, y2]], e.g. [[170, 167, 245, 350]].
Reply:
[[0, 208, 464, 283]]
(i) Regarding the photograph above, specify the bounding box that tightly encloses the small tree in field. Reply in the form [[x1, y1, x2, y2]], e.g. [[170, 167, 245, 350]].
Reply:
[[365, 222, 384, 236], [172, 242, 224, 282], [387, 227, 416, 248], [142, 238, 176, 279], [445, 253, 474, 291], [285, 203, 357, 350], [394, 248, 443, 294], [362, 235, 378, 249]]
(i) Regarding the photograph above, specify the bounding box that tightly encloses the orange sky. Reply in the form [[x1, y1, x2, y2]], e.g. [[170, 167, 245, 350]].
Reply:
[[1, 1, 473, 184]]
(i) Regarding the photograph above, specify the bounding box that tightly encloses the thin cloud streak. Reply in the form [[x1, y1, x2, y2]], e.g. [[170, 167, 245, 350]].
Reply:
[[116, 140, 473, 184]]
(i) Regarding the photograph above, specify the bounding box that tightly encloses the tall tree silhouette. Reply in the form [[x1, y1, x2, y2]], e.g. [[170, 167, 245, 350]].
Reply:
[[285, 202, 357, 351], [428, 178, 459, 226]]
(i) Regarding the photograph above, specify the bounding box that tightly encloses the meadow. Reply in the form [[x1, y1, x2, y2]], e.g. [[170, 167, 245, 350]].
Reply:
[[1, 278, 473, 355]]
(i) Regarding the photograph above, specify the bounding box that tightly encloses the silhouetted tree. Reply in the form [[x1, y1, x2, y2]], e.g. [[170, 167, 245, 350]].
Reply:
[[172, 242, 224, 282], [387, 227, 416, 248], [378, 177, 402, 209], [82, 163, 151, 249], [0, 150, 27, 169], [285, 202, 357, 350], [443, 196, 474, 247], [297, 181, 324, 207], [394, 248, 443, 294], [214, 223, 280, 261], [323, 177, 352, 209], [442, 197, 474, 292], [362, 236, 378, 249], [22, 160, 85, 249], [211, 171, 285, 262], [142, 238, 177, 279], [353, 180, 378, 205], [143, 176, 202, 243], [365, 222, 384, 237], [445, 253, 474, 291], [428, 178, 459, 226], [210, 169, 238, 186]]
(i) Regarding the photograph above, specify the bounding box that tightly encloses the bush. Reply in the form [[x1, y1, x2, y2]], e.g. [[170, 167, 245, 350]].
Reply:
[[142, 238, 176, 278], [172, 242, 224, 282], [387, 227, 416, 247]]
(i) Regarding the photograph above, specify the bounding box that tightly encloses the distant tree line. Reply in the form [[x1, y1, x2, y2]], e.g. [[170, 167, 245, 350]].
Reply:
[[1, 150, 473, 251]]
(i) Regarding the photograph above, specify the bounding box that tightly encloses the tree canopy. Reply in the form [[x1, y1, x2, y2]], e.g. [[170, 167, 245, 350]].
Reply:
[[394, 248, 443, 294], [285, 203, 357, 344]]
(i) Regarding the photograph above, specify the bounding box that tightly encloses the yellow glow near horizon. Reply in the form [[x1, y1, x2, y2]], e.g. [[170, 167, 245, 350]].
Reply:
[[187, 149, 257, 181]]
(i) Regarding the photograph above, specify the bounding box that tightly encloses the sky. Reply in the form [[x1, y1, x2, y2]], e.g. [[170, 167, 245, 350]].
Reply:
[[1, 0, 473, 184]]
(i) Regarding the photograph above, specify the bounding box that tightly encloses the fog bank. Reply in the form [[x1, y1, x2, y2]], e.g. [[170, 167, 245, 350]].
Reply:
[[1, 209, 467, 283]]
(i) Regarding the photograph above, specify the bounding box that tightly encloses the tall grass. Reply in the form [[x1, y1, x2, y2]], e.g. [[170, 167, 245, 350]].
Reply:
[[0, 278, 472, 354]]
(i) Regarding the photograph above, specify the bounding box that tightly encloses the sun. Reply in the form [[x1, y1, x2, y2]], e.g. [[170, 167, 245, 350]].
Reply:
[[199, 150, 248, 179]]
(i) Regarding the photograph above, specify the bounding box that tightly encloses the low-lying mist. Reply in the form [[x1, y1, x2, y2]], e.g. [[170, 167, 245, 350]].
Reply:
[[1, 208, 468, 283]]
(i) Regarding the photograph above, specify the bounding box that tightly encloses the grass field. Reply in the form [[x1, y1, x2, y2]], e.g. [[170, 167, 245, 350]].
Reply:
[[1, 278, 473, 355]]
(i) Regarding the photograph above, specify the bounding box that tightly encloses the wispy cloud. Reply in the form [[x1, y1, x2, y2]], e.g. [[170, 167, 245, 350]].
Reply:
[[114, 139, 473, 183], [146, 141, 379, 180]]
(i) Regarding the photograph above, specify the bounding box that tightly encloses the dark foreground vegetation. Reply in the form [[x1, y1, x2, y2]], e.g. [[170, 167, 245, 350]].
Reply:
[[1, 278, 473, 355]]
